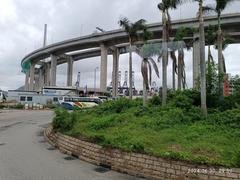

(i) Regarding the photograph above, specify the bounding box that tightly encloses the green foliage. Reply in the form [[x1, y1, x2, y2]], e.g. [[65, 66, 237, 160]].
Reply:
[[148, 95, 161, 106], [235, 151, 240, 168], [0, 104, 24, 110], [168, 89, 201, 108], [52, 91, 240, 168], [207, 109, 240, 128], [206, 61, 219, 95], [52, 108, 77, 132], [45, 104, 57, 109], [0, 104, 5, 109], [9, 104, 24, 109], [94, 98, 140, 115]]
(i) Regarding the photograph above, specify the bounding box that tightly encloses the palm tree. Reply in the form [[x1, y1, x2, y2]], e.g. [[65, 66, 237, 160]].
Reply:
[[174, 27, 193, 90], [205, 25, 217, 94], [170, 51, 177, 91], [157, 0, 182, 106], [119, 18, 149, 100], [209, 0, 235, 99], [192, 0, 207, 116], [205, 25, 216, 65], [134, 44, 160, 106], [141, 57, 160, 106], [216, 0, 235, 98], [174, 27, 194, 89]]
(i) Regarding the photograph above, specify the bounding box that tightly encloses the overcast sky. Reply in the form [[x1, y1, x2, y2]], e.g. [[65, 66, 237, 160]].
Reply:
[[0, 0, 240, 91]]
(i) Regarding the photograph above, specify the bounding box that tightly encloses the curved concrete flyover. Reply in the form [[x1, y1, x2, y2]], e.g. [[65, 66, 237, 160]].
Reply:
[[22, 13, 240, 94]]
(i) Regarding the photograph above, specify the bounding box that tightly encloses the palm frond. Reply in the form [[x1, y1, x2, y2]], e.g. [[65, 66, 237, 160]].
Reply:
[[157, 52, 163, 63], [119, 17, 131, 32], [216, 0, 235, 14], [202, 5, 215, 15], [170, 51, 178, 73], [143, 27, 153, 42], [141, 59, 149, 89], [147, 61, 152, 88], [223, 53, 226, 73], [149, 57, 160, 78]]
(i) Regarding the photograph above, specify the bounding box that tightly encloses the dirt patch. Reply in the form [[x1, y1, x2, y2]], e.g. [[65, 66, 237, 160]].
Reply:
[[191, 147, 220, 160], [168, 144, 182, 151]]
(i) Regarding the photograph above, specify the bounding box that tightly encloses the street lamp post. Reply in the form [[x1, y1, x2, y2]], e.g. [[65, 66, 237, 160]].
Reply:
[[94, 67, 99, 96]]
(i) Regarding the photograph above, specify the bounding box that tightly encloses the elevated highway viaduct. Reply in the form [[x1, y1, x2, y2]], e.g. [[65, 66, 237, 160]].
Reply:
[[21, 13, 240, 96]]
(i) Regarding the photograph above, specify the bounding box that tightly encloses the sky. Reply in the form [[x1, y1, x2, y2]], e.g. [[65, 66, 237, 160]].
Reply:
[[0, 0, 240, 91]]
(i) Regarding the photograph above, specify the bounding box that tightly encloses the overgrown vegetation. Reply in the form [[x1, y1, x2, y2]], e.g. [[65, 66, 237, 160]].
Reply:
[[52, 90, 240, 168], [0, 103, 24, 109]]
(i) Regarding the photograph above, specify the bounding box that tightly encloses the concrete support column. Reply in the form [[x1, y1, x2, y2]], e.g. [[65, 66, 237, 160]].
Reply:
[[39, 67, 44, 90], [25, 71, 30, 91], [50, 54, 57, 86], [29, 63, 35, 91], [67, 56, 74, 86], [34, 72, 40, 91], [100, 44, 108, 92], [45, 63, 51, 86], [193, 33, 200, 89], [112, 48, 119, 97]]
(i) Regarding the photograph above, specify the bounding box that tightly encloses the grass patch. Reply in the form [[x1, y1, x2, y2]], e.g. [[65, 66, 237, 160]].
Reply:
[[52, 92, 240, 168]]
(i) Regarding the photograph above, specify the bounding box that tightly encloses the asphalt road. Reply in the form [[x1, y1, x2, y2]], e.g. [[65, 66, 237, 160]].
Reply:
[[0, 110, 141, 180]]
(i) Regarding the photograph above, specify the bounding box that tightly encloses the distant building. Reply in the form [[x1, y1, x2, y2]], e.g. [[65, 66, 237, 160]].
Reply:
[[224, 75, 230, 97], [223, 74, 240, 96]]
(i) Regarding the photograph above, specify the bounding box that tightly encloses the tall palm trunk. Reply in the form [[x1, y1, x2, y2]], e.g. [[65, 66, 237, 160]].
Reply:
[[143, 81, 147, 106], [170, 51, 177, 91], [207, 45, 211, 64], [172, 60, 176, 91], [129, 37, 133, 99], [217, 15, 224, 99], [177, 48, 184, 90], [162, 11, 168, 106], [199, 0, 207, 116]]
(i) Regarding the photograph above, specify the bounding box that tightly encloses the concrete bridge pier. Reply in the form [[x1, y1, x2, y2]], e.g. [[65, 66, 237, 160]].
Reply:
[[38, 67, 44, 91], [112, 48, 120, 97], [50, 55, 57, 86], [67, 56, 73, 86], [25, 71, 30, 91], [29, 63, 35, 91], [100, 44, 108, 92], [44, 63, 51, 86], [193, 33, 200, 89], [34, 72, 40, 91]]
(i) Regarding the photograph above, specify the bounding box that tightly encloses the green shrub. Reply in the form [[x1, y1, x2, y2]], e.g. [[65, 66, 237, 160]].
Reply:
[[168, 90, 200, 109], [235, 151, 240, 168], [133, 106, 151, 117], [0, 104, 5, 109], [45, 104, 57, 109], [148, 95, 161, 106], [9, 104, 24, 109], [94, 98, 139, 115], [52, 108, 77, 132], [207, 109, 240, 128], [87, 115, 117, 130]]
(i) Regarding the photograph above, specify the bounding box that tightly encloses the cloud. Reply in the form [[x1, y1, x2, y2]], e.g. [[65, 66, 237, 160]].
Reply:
[[0, 0, 239, 91]]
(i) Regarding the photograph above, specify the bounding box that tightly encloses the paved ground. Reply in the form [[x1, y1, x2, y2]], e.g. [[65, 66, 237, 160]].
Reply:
[[0, 110, 141, 180]]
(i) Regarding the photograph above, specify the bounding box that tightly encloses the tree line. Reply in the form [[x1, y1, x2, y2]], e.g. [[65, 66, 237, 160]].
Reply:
[[119, 0, 236, 116]]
